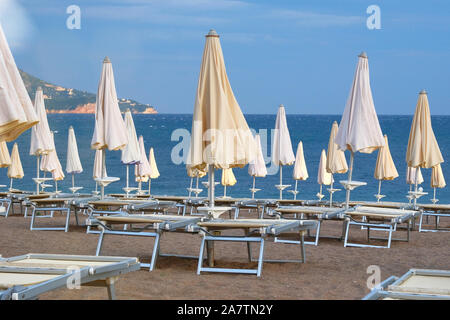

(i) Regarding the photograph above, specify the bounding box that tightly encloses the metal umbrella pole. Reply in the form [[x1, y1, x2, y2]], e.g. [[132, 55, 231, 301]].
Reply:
[[344, 151, 354, 209], [208, 165, 215, 208]]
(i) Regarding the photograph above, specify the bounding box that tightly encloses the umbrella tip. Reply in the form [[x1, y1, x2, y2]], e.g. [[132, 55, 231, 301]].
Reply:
[[206, 29, 219, 37], [126, 108, 131, 113], [358, 51, 368, 59], [37, 86, 42, 91], [279, 104, 284, 108], [103, 56, 111, 63], [69, 125, 73, 130], [419, 89, 427, 95]]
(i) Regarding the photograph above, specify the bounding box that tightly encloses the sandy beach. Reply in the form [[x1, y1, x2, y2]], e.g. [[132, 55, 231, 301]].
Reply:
[[2, 206, 449, 300]]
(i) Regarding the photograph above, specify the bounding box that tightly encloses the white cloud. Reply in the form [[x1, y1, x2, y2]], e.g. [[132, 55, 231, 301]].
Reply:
[[0, 0, 34, 49]]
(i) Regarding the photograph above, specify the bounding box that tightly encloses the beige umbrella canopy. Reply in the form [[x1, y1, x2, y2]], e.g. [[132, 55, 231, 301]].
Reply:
[[0, 24, 38, 142], [374, 135, 399, 201], [30, 87, 54, 156], [248, 134, 267, 199], [221, 168, 237, 198], [326, 121, 348, 174], [406, 166, 424, 185], [186, 164, 207, 198], [289, 141, 308, 200], [406, 90, 443, 205], [317, 149, 333, 200], [0, 141, 11, 168], [7, 143, 23, 190], [91, 57, 128, 198], [147, 147, 160, 195], [335, 52, 385, 208], [187, 29, 255, 208], [273, 104, 295, 199], [431, 164, 445, 203]]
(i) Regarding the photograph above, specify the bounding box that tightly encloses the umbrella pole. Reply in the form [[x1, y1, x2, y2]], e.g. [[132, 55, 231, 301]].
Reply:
[[36, 156, 40, 194], [72, 173, 75, 190], [126, 165, 129, 198], [279, 166, 283, 200], [101, 149, 106, 199], [345, 151, 354, 209], [408, 184, 412, 204], [252, 176, 256, 199], [224, 185, 227, 198], [188, 177, 193, 198], [320, 184, 323, 197], [55, 180, 58, 193], [209, 165, 215, 208], [329, 177, 333, 207], [195, 176, 199, 198], [377, 180, 382, 202], [433, 188, 437, 203], [148, 178, 151, 196], [294, 180, 298, 200], [414, 168, 418, 207], [10, 178, 13, 191]]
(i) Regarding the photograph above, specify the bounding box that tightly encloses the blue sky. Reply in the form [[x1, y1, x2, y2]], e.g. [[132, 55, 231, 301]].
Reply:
[[2, 0, 450, 114]]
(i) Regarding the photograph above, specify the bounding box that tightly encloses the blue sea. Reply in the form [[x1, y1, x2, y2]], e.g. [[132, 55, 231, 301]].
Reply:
[[2, 114, 450, 204]]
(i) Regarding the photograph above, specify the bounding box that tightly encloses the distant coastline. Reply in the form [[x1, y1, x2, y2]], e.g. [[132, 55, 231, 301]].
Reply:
[[46, 103, 157, 114]]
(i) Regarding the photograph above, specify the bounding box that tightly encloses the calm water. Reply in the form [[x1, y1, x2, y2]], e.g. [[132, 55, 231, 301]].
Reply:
[[2, 114, 450, 204]]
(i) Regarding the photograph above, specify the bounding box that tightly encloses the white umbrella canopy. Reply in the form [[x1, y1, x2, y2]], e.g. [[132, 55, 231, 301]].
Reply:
[[121, 109, 140, 196], [135, 136, 151, 186], [335, 52, 385, 208], [91, 57, 128, 198], [289, 141, 308, 200], [317, 149, 333, 200], [406, 166, 424, 185], [248, 134, 267, 199], [374, 135, 399, 201], [30, 87, 54, 156], [91, 57, 128, 152], [121, 109, 141, 164], [92, 149, 105, 195], [66, 126, 83, 174], [272, 104, 295, 199], [66, 126, 83, 193], [0, 141, 11, 168], [0, 23, 38, 142], [187, 29, 255, 208]]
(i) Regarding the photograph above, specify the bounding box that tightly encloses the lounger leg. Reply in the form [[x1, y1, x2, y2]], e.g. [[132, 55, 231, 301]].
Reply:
[[314, 220, 321, 246], [74, 209, 80, 226], [340, 220, 348, 241], [367, 225, 370, 243], [206, 239, 214, 267], [343, 220, 350, 247], [256, 239, 265, 277], [197, 236, 206, 275], [96, 231, 105, 256], [64, 209, 71, 232], [30, 208, 37, 231], [387, 225, 393, 249], [106, 278, 117, 300], [149, 232, 161, 271], [300, 231, 306, 263], [234, 207, 239, 220], [419, 213, 424, 232], [245, 228, 252, 262]]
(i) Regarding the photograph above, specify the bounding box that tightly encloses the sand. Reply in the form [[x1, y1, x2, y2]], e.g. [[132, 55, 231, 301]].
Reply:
[[1, 206, 449, 300]]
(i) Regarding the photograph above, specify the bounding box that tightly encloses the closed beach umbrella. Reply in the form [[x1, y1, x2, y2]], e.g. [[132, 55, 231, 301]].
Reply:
[[248, 134, 267, 199], [431, 164, 445, 203], [30, 87, 55, 193], [92, 149, 104, 195], [187, 29, 255, 208], [221, 168, 236, 198], [0, 141, 11, 168], [135, 136, 151, 192], [317, 149, 333, 200], [0, 24, 38, 142], [335, 52, 385, 208], [7, 143, 23, 190], [272, 104, 295, 199], [406, 90, 443, 205], [406, 166, 424, 185], [147, 147, 160, 195], [326, 121, 348, 205], [91, 57, 128, 198], [289, 141, 308, 200], [121, 109, 140, 196], [66, 126, 83, 193], [374, 135, 399, 201], [41, 133, 64, 192]]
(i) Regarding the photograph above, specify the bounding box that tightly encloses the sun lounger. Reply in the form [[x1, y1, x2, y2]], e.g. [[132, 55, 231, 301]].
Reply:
[[0, 253, 139, 300], [417, 203, 450, 232], [342, 206, 419, 248], [191, 218, 318, 277], [363, 269, 450, 300], [29, 194, 100, 232], [88, 214, 203, 271], [269, 206, 346, 245]]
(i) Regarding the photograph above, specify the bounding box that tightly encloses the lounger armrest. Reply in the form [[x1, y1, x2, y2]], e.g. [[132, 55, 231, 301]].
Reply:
[[265, 220, 317, 236]]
